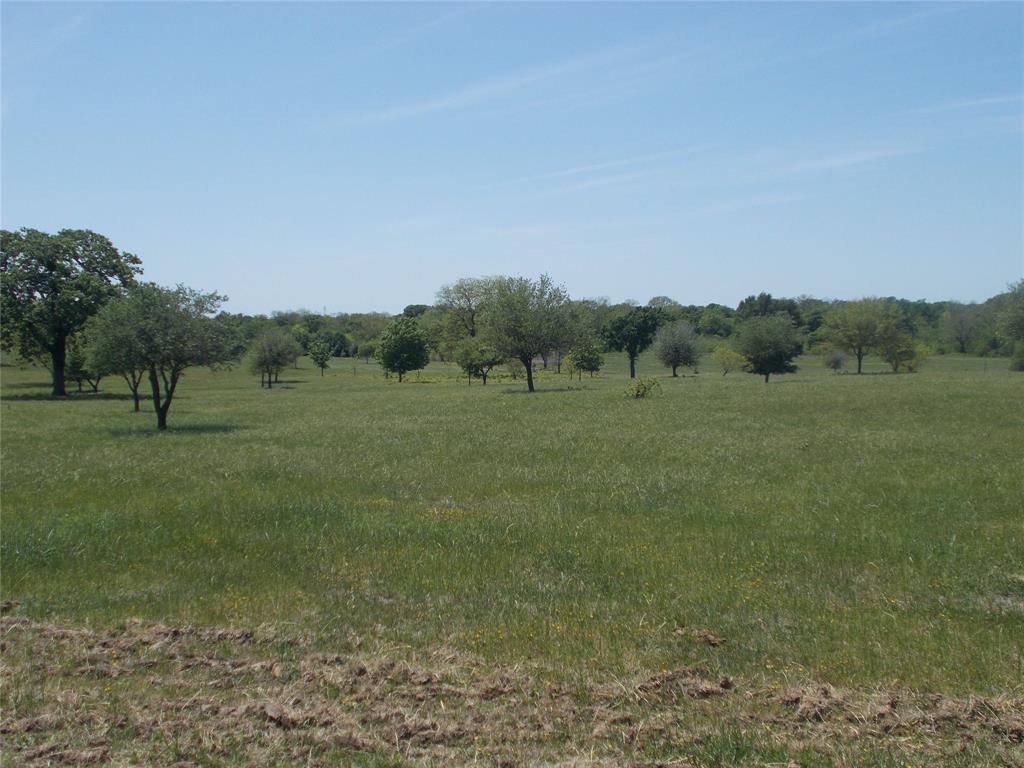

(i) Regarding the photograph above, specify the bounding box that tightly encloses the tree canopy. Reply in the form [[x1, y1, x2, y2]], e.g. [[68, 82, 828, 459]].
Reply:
[[603, 305, 663, 379], [1, 228, 142, 396], [481, 274, 569, 392], [87, 283, 237, 429], [376, 316, 430, 382], [735, 314, 803, 382]]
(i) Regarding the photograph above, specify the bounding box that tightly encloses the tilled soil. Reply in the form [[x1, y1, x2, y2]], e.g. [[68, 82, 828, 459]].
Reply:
[[1, 616, 1021, 766]]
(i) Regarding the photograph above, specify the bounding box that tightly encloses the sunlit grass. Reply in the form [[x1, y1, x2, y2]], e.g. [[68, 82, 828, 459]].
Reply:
[[2, 351, 1022, 695]]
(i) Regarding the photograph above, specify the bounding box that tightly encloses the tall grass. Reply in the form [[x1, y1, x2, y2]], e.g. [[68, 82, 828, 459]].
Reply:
[[2, 352, 1021, 694]]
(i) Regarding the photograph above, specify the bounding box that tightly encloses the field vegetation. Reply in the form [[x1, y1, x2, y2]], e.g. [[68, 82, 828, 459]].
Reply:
[[2, 351, 1022, 765]]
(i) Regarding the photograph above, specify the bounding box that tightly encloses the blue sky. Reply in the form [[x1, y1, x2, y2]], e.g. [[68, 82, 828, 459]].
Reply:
[[2, 2, 1021, 314]]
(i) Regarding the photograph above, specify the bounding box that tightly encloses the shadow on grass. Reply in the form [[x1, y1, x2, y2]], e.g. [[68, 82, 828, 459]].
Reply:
[[106, 423, 245, 436], [501, 386, 587, 395], [1, 381, 52, 389], [1, 392, 143, 402]]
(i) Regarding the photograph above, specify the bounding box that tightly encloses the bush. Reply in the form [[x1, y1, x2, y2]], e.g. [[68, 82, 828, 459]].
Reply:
[[904, 343, 931, 373], [1009, 344, 1024, 372], [624, 377, 660, 399], [824, 349, 846, 372]]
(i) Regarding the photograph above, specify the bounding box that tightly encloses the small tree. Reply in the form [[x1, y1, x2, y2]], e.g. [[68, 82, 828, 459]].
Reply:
[[88, 283, 237, 430], [86, 296, 149, 410], [603, 305, 662, 378], [454, 337, 504, 385], [567, 337, 604, 380], [65, 333, 104, 393], [654, 320, 700, 377], [826, 299, 882, 374], [735, 314, 803, 382], [482, 274, 569, 393], [377, 316, 430, 382], [710, 345, 745, 376], [823, 349, 846, 372], [943, 303, 978, 354], [876, 304, 916, 372], [359, 340, 378, 363], [308, 338, 332, 376], [249, 329, 302, 387]]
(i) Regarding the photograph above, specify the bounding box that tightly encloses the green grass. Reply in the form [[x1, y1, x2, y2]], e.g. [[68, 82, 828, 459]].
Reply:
[[2, 351, 1022, 696]]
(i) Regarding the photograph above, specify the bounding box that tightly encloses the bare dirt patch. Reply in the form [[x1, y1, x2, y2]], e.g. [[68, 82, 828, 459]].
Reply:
[[2, 616, 1021, 766]]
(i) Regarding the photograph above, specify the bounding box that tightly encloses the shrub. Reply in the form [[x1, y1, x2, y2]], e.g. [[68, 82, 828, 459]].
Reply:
[[625, 377, 660, 399], [824, 349, 846, 372]]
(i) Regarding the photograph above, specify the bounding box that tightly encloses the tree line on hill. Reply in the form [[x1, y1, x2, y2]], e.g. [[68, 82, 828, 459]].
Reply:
[[3, 228, 1023, 428]]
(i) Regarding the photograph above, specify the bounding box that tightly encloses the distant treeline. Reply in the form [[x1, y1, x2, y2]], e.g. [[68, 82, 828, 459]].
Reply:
[[222, 286, 1021, 362]]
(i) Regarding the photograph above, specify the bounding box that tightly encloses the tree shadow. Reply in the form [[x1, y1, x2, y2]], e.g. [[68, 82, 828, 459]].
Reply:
[[501, 386, 586, 395], [1, 381, 52, 389], [1, 392, 141, 402], [106, 423, 245, 436]]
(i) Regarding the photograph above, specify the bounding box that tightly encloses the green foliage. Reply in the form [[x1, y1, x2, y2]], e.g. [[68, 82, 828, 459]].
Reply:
[[654, 320, 700, 376], [875, 304, 918, 372], [481, 274, 569, 392], [308, 338, 332, 376], [453, 337, 504, 385], [249, 329, 302, 387], [710, 345, 745, 375], [0, 228, 142, 396], [88, 283, 237, 429], [603, 305, 663, 378], [826, 299, 884, 374], [904, 342, 931, 373], [566, 337, 604, 380], [65, 333, 104, 393], [736, 292, 802, 325], [436, 277, 498, 340], [735, 314, 803, 382], [624, 376, 660, 399], [358, 340, 378, 363], [376, 316, 430, 382]]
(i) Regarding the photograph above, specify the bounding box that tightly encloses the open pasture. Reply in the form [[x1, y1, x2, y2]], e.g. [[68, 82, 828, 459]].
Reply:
[[2, 354, 1022, 765]]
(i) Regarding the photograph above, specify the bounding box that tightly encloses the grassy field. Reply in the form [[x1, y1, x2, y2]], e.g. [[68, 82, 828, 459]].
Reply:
[[2, 352, 1022, 765]]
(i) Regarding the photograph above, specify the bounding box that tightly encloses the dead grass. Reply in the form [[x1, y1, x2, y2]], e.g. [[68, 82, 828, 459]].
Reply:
[[2, 615, 1021, 766]]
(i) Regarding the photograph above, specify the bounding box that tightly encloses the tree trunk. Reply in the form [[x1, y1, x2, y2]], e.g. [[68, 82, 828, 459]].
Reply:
[[764, 373, 770, 383], [671, 365, 678, 377], [541, 354, 548, 369], [148, 367, 163, 429], [856, 349, 864, 374], [482, 372, 488, 385], [398, 371, 403, 382], [50, 337, 67, 397], [157, 406, 168, 430], [523, 357, 535, 392], [629, 355, 636, 379], [133, 390, 140, 411]]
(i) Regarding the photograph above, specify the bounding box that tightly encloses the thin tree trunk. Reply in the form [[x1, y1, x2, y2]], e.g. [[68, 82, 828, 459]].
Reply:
[[672, 365, 678, 377], [629, 355, 636, 379], [856, 350, 864, 374], [524, 358, 535, 392], [764, 373, 770, 383]]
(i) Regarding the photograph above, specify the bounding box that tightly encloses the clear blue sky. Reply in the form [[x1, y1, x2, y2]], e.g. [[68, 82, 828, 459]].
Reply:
[[2, 2, 1022, 314]]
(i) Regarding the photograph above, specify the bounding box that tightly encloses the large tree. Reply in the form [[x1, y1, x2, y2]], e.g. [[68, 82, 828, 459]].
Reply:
[[654, 320, 701, 377], [436, 277, 497, 339], [0, 228, 142, 396], [88, 284, 237, 429], [482, 274, 569, 393], [376, 316, 430, 382], [825, 299, 882, 374], [604, 305, 663, 379], [735, 314, 803, 382]]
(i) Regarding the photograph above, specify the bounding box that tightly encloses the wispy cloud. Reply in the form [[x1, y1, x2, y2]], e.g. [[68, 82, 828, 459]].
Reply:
[[370, 5, 481, 51], [488, 146, 706, 189], [340, 41, 655, 124], [901, 94, 1023, 115], [853, 5, 961, 38], [780, 147, 921, 175]]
